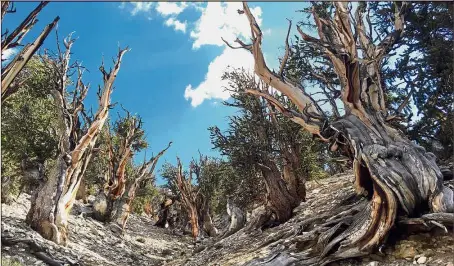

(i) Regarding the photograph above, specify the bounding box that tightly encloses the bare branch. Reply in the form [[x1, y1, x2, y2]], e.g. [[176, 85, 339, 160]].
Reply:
[[1, 16, 59, 102], [278, 19, 292, 77], [224, 2, 325, 136], [1, 1, 48, 50]]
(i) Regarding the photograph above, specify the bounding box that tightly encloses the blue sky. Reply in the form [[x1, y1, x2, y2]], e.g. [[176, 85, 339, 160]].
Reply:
[[2, 2, 310, 185]]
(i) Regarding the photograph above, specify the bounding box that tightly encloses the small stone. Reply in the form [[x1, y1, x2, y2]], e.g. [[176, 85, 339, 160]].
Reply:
[[161, 249, 173, 256], [417, 256, 427, 264], [368, 262, 378, 266], [447, 262, 454, 266], [193, 245, 206, 254]]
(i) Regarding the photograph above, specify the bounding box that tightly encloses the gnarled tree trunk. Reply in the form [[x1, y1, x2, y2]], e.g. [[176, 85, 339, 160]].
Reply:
[[226, 2, 453, 264], [25, 37, 128, 245], [197, 196, 218, 237], [260, 157, 299, 225], [269, 106, 306, 201]]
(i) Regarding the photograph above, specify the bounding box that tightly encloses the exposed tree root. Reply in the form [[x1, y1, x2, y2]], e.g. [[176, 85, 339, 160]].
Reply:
[[242, 176, 453, 266], [1, 236, 81, 266]]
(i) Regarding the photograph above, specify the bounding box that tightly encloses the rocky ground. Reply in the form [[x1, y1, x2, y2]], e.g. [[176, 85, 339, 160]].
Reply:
[[1, 194, 193, 266], [2, 173, 453, 266]]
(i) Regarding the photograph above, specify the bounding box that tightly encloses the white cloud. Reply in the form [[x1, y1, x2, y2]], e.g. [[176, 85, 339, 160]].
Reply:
[[165, 18, 187, 33], [184, 3, 267, 106], [190, 2, 263, 49], [130, 2, 153, 16], [156, 2, 188, 16], [184, 47, 255, 107], [1, 48, 18, 62]]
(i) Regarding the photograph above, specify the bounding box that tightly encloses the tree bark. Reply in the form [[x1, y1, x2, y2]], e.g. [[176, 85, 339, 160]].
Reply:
[[197, 197, 218, 237], [93, 142, 171, 229], [155, 196, 175, 228], [25, 43, 128, 245], [75, 177, 87, 204], [2, 1, 59, 103], [226, 2, 454, 264], [223, 198, 246, 238], [259, 157, 300, 226]]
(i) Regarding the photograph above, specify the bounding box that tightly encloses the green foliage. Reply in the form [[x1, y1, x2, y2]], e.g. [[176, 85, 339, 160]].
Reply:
[[366, 2, 453, 159], [1, 57, 59, 201], [160, 161, 181, 199], [209, 69, 328, 211], [131, 179, 159, 214], [113, 114, 148, 153]]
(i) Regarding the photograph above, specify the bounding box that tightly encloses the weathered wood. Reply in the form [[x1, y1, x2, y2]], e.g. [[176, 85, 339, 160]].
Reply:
[[2, 1, 58, 102], [93, 142, 171, 229], [25, 38, 129, 245], [222, 198, 246, 238], [226, 2, 454, 264]]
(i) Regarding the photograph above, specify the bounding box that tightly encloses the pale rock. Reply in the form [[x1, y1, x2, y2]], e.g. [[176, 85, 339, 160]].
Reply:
[[417, 256, 427, 264]]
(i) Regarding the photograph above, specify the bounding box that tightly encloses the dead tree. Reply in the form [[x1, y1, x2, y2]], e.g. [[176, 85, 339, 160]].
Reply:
[[25, 33, 129, 245], [1, 1, 59, 102], [224, 2, 454, 264], [93, 138, 172, 231], [168, 157, 202, 240], [111, 142, 172, 230]]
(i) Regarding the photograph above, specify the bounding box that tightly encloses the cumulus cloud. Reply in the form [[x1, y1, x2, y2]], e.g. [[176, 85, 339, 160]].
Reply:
[[122, 2, 191, 33], [165, 18, 187, 33], [156, 2, 188, 16], [130, 2, 153, 16], [184, 47, 257, 107], [184, 3, 267, 107], [189, 2, 262, 49]]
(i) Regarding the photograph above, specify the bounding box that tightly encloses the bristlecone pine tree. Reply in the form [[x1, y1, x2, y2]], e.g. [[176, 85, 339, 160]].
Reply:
[[1, 1, 58, 103], [173, 157, 201, 239], [224, 2, 454, 264], [211, 69, 327, 228], [92, 113, 172, 230], [25, 34, 129, 245], [163, 156, 219, 239]]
